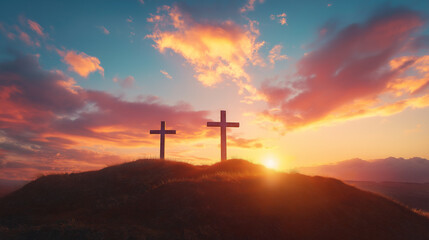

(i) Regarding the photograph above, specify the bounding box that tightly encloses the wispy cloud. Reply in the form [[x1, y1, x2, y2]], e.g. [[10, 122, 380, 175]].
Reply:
[[160, 70, 172, 79], [113, 75, 135, 88], [229, 136, 263, 149], [27, 19, 45, 37], [270, 13, 287, 26], [268, 45, 288, 64], [240, 0, 264, 13], [98, 26, 110, 35]]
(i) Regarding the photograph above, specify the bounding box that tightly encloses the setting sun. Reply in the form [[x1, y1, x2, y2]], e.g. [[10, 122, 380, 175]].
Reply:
[[263, 158, 279, 170]]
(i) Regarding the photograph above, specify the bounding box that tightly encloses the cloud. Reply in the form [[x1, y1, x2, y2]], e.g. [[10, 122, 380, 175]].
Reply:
[[229, 136, 263, 149], [270, 13, 287, 26], [0, 53, 213, 180], [160, 70, 172, 79], [27, 19, 45, 37], [268, 45, 288, 64], [147, 5, 265, 102], [299, 157, 429, 183], [0, 22, 39, 46], [98, 26, 110, 35], [113, 75, 135, 88], [261, 7, 429, 130], [240, 0, 264, 13], [18, 31, 34, 46], [57, 49, 104, 78]]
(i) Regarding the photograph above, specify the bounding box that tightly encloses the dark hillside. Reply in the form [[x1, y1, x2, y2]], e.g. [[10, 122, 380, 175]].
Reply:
[[0, 159, 428, 240]]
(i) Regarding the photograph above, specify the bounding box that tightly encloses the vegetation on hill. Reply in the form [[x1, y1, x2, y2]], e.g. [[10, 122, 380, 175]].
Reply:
[[0, 159, 428, 240]]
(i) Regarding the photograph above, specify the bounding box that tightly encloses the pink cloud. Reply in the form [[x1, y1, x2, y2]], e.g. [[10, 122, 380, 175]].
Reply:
[[18, 31, 34, 46], [57, 50, 104, 78], [98, 26, 110, 35], [261, 7, 428, 130], [27, 19, 45, 37], [160, 70, 172, 79]]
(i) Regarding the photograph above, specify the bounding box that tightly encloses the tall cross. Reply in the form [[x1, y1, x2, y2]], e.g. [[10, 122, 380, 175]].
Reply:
[[150, 121, 176, 160], [207, 110, 239, 161]]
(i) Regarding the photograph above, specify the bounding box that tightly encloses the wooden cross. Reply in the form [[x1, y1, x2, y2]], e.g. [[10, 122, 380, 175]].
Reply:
[[207, 110, 239, 161], [150, 121, 176, 160]]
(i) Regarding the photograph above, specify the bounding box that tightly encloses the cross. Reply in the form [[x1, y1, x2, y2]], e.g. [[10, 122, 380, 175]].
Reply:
[[150, 121, 176, 160], [207, 110, 239, 161]]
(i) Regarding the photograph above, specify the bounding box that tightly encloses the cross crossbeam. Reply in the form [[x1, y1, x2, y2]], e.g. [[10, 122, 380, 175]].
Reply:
[[150, 121, 176, 160], [207, 110, 239, 161]]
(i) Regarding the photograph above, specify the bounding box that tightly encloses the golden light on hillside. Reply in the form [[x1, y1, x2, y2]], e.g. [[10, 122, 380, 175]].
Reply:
[[263, 157, 279, 170]]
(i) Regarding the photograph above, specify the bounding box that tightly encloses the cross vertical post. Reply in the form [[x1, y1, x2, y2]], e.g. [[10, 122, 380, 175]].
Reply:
[[150, 121, 176, 160], [207, 110, 239, 161]]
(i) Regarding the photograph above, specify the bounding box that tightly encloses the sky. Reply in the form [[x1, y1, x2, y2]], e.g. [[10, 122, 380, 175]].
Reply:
[[0, 0, 428, 180]]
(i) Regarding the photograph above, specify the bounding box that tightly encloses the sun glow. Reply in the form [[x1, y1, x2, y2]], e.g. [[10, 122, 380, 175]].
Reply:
[[263, 157, 279, 170]]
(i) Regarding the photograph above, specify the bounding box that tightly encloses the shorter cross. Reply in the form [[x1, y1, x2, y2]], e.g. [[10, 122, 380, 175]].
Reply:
[[207, 110, 239, 161], [150, 121, 176, 160]]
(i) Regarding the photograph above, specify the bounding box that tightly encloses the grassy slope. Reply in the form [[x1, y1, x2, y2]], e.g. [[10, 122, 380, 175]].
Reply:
[[346, 181, 429, 212], [0, 159, 428, 240]]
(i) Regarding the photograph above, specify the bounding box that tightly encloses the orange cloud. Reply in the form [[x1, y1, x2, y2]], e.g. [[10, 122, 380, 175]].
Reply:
[[388, 56, 429, 95], [229, 136, 263, 149], [27, 19, 45, 37], [57, 50, 104, 78], [147, 5, 265, 102]]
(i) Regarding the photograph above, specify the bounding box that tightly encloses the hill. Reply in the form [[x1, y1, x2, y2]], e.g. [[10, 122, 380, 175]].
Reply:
[[346, 181, 429, 212], [0, 159, 428, 240], [299, 157, 429, 183]]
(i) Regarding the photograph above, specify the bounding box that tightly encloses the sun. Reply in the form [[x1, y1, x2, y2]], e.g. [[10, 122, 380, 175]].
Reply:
[[263, 158, 279, 170]]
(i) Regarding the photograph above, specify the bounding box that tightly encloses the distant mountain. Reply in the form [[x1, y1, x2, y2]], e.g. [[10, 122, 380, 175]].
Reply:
[[0, 179, 28, 197], [299, 157, 429, 183], [0, 159, 428, 240]]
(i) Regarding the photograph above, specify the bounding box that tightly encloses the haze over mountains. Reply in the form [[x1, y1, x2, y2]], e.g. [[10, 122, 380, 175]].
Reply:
[[299, 157, 429, 183]]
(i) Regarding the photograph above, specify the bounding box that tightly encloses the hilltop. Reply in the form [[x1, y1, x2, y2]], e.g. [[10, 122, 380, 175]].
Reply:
[[0, 159, 428, 240]]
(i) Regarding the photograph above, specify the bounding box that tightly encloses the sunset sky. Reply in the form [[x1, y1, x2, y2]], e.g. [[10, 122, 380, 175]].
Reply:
[[1, 0, 429, 180]]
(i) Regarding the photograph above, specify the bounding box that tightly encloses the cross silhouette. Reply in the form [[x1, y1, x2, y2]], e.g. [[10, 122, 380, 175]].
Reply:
[[150, 121, 176, 160], [207, 110, 239, 161]]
